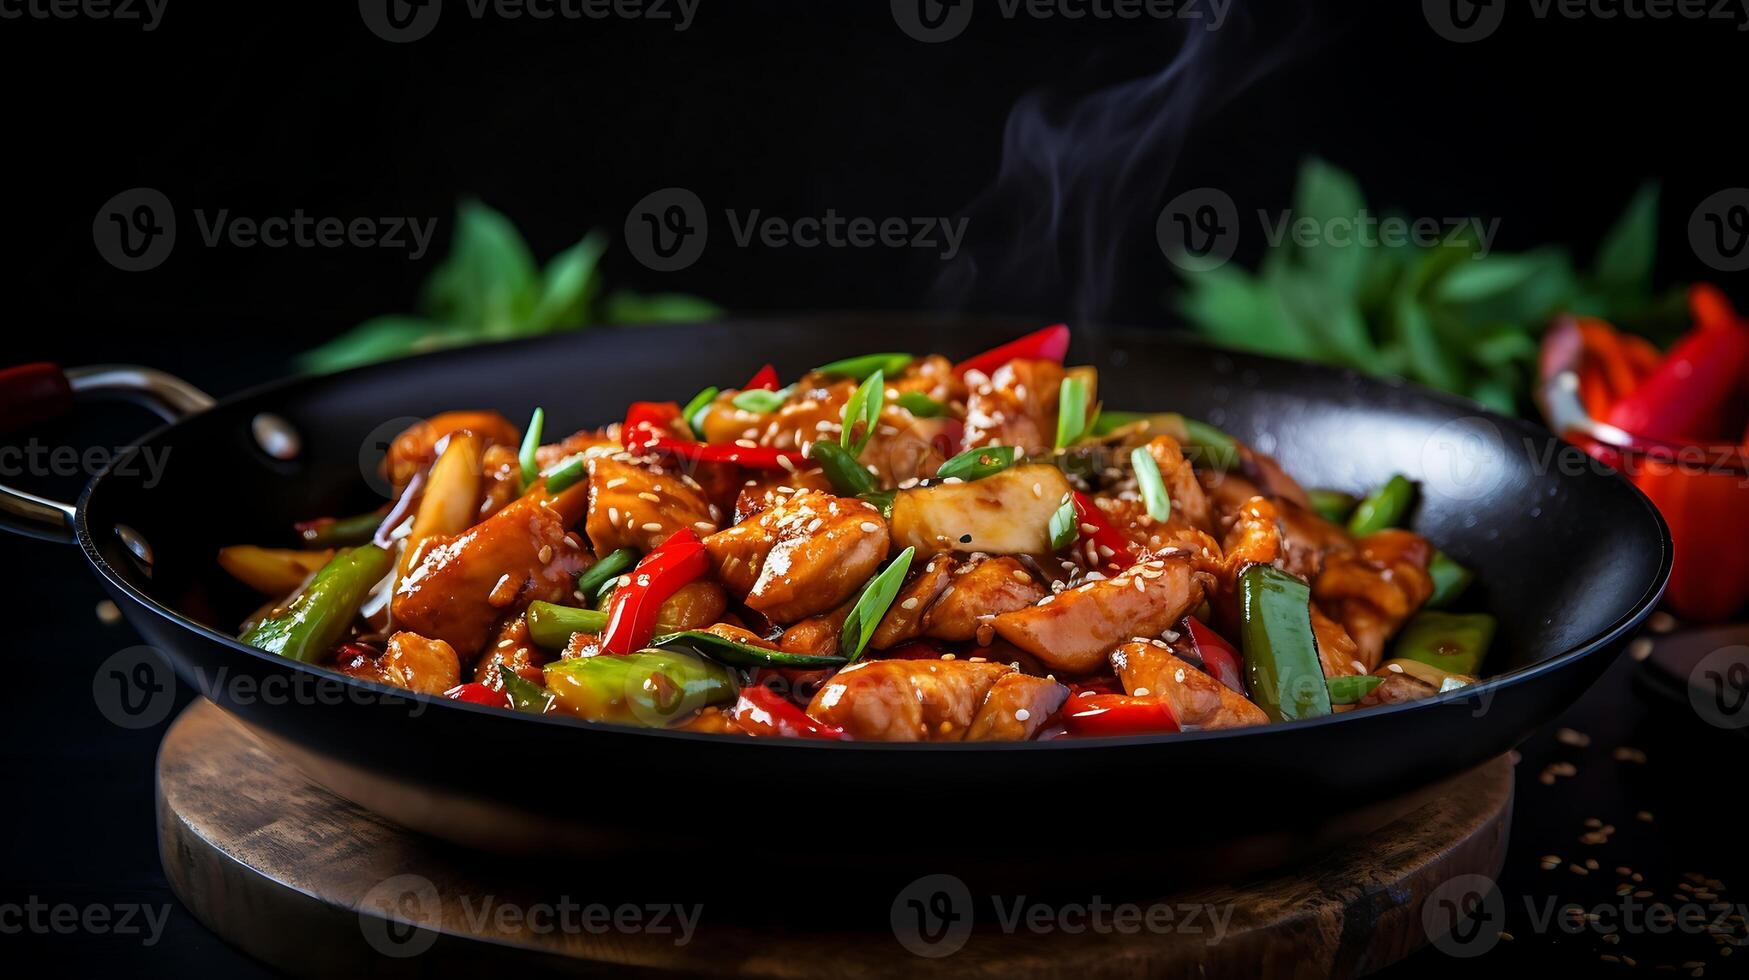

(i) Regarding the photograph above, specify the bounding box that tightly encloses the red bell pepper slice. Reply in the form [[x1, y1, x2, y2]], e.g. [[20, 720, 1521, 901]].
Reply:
[[732, 684, 846, 740], [1072, 491, 1139, 573], [1691, 283, 1741, 333], [744, 364, 781, 391], [622, 401, 812, 471], [1062, 689, 1179, 736], [1182, 616, 1245, 694], [953, 324, 1071, 378], [601, 528, 711, 654], [444, 683, 511, 708], [1605, 319, 1749, 443]]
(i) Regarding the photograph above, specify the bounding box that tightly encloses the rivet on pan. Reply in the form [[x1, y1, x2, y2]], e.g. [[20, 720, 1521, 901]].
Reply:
[[252, 413, 302, 461], [115, 524, 154, 575]]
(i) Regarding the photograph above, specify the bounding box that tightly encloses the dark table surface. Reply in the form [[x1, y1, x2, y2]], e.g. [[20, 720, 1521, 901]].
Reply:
[[2, 525, 1744, 976]]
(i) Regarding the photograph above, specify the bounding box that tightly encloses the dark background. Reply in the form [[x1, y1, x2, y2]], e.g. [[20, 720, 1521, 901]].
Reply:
[[4, 0, 1747, 975]]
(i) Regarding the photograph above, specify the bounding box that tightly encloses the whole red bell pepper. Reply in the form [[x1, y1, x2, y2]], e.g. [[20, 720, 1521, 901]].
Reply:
[[601, 528, 711, 654], [1072, 491, 1139, 573], [1605, 316, 1749, 443], [1061, 689, 1179, 736], [953, 324, 1070, 378], [622, 400, 812, 471], [732, 684, 846, 739], [1182, 616, 1245, 695], [744, 364, 781, 391]]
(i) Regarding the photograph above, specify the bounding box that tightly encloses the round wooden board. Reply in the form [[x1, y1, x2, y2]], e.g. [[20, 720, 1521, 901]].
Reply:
[[158, 699, 1513, 978]]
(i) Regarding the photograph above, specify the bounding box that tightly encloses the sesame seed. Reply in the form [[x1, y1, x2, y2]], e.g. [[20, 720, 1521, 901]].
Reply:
[[1014, 709, 1031, 722], [860, 522, 879, 532], [537, 545, 554, 564], [638, 492, 661, 503], [642, 522, 664, 532], [1133, 687, 1151, 696]]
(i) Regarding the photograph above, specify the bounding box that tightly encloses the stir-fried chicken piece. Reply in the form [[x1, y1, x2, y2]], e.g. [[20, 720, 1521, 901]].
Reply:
[[473, 613, 548, 687], [733, 469, 835, 523], [806, 658, 1014, 741], [890, 354, 967, 406], [1309, 604, 1363, 677], [889, 464, 1073, 557], [1110, 640, 1267, 730], [923, 556, 1047, 642], [393, 494, 591, 656], [661, 581, 730, 632], [859, 415, 955, 487], [1273, 499, 1354, 580], [478, 444, 524, 521], [702, 490, 890, 623], [993, 553, 1212, 676], [532, 429, 620, 470], [778, 601, 854, 656], [384, 411, 519, 491], [1312, 529, 1435, 670], [964, 673, 1068, 741], [1220, 495, 1284, 577], [962, 358, 1080, 455], [338, 631, 462, 695], [870, 554, 956, 650], [584, 455, 718, 554]]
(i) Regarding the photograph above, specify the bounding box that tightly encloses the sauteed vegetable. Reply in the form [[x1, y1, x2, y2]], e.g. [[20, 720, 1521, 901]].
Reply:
[[220, 325, 1494, 740]]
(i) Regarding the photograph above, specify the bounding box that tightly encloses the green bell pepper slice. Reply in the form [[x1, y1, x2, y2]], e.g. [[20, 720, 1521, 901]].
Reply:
[[239, 544, 394, 663], [1347, 474, 1414, 536], [1238, 564, 1333, 722], [1424, 550, 1474, 609], [543, 650, 736, 727], [1391, 611, 1495, 677]]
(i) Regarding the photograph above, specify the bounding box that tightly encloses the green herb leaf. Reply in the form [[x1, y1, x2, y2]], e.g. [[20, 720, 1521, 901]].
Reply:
[[518, 407, 545, 491], [1593, 182, 1659, 299], [936, 445, 1017, 482], [840, 547, 915, 661], [601, 290, 724, 324], [1055, 376, 1089, 449], [813, 353, 913, 380], [527, 231, 606, 333], [421, 199, 541, 337], [1130, 447, 1172, 523], [296, 316, 450, 374], [840, 368, 885, 458]]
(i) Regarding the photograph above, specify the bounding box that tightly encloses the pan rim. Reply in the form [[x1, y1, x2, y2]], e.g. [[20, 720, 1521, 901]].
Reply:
[[72, 318, 1674, 752]]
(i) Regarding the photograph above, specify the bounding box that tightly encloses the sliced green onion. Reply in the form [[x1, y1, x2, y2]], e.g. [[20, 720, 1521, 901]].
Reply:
[[681, 387, 718, 439], [577, 548, 638, 599], [813, 352, 913, 380], [895, 391, 947, 418], [1326, 674, 1384, 705], [541, 453, 588, 495], [731, 385, 791, 414], [1306, 489, 1359, 524], [1425, 549, 1474, 609], [1130, 446, 1173, 523], [1048, 494, 1079, 551], [936, 445, 1017, 482], [518, 407, 546, 490], [840, 546, 914, 661], [525, 601, 608, 649], [840, 368, 885, 458], [1055, 377, 1089, 449], [1348, 474, 1415, 536], [809, 439, 878, 496], [646, 630, 846, 669], [499, 666, 554, 714]]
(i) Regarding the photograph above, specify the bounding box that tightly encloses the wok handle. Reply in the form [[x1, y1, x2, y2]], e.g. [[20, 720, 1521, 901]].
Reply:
[[0, 363, 215, 544]]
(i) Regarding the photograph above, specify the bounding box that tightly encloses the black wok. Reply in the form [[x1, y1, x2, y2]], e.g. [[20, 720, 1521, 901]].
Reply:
[[0, 316, 1670, 878]]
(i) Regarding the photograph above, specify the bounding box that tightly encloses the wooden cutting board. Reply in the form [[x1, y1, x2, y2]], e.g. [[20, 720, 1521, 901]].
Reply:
[[157, 698, 1513, 977]]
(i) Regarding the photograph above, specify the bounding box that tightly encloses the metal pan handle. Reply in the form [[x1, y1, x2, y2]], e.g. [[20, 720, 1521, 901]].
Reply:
[[0, 363, 215, 544]]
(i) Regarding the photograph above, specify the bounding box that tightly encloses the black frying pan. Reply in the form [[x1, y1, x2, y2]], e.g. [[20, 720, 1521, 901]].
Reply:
[[0, 316, 1670, 876]]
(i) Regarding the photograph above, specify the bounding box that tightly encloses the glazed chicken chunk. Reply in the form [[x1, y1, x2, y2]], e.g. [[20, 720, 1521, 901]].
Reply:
[[994, 553, 1212, 676], [703, 490, 891, 623]]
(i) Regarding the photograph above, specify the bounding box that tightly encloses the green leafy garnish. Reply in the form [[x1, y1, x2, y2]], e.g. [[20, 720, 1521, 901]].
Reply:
[[577, 548, 637, 599], [936, 445, 1017, 482], [1055, 376, 1089, 449], [647, 631, 847, 669], [813, 353, 913, 380], [681, 387, 718, 439], [840, 547, 915, 661], [1176, 160, 1682, 415], [499, 666, 554, 714], [896, 391, 948, 418], [298, 201, 720, 374], [731, 386, 791, 414], [1130, 447, 1172, 522], [840, 368, 885, 458], [1048, 494, 1079, 551], [518, 407, 545, 491]]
